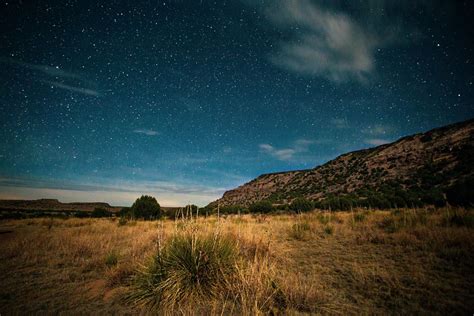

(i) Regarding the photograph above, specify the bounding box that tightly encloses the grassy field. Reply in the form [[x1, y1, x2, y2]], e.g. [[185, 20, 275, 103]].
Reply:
[[0, 208, 473, 314]]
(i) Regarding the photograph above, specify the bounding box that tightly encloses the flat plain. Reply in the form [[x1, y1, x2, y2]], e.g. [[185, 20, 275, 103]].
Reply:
[[0, 208, 473, 315]]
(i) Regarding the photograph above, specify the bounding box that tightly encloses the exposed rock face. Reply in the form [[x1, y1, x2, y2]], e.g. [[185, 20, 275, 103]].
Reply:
[[212, 119, 474, 207]]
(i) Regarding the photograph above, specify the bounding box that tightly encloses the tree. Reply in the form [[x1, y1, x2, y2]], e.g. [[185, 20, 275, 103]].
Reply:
[[290, 198, 313, 212], [119, 207, 131, 218], [446, 177, 474, 207], [130, 195, 162, 220], [249, 200, 273, 214], [91, 207, 112, 218]]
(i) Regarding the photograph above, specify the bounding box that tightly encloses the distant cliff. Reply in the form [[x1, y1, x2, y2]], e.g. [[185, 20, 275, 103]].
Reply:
[[0, 199, 122, 212]]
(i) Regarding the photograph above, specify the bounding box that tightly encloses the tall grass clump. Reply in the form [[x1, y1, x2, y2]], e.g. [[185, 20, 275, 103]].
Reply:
[[442, 209, 474, 228], [105, 251, 118, 267], [129, 232, 238, 310], [288, 222, 311, 240]]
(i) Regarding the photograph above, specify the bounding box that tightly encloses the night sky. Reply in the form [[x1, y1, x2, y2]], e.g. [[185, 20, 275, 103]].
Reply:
[[1, 1, 473, 206]]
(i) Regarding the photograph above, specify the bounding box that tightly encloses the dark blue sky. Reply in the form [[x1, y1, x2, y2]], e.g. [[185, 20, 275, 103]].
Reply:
[[1, 0, 473, 206]]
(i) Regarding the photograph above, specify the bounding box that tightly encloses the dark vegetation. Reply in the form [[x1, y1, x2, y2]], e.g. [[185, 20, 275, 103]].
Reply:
[[119, 195, 162, 220]]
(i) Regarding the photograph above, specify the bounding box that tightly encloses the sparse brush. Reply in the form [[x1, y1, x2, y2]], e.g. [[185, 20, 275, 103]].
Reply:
[[118, 217, 127, 226], [317, 213, 331, 225], [105, 251, 118, 267], [324, 225, 334, 235], [129, 233, 238, 310], [289, 222, 311, 240], [354, 213, 365, 222], [442, 209, 474, 228], [379, 216, 399, 233]]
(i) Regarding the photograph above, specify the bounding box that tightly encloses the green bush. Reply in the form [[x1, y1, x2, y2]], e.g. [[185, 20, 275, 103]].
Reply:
[[118, 217, 128, 226], [290, 198, 313, 213], [442, 211, 474, 228], [91, 207, 112, 218], [324, 225, 334, 235], [446, 177, 474, 207], [105, 251, 118, 266], [119, 207, 131, 218], [129, 233, 237, 309], [249, 200, 274, 214], [354, 213, 365, 222], [288, 222, 311, 240], [130, 195, 162, 220]]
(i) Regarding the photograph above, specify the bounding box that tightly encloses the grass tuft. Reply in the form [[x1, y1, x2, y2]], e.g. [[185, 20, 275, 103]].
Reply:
[[105, 251, 118, 267], [289, 222, 311, 240], [324, 225, 334, 235], [129, 233, 237, 310]]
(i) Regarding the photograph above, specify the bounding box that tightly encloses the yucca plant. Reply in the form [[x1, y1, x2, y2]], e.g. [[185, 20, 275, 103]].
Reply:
[[129, 232, 238, 310]]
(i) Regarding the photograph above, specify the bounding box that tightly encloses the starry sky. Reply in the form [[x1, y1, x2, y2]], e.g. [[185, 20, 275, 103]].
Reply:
[[0, 0, 473, 206]]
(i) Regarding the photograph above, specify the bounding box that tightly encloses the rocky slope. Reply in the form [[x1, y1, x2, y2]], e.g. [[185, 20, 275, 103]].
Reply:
[[212, 119, 474, 208]]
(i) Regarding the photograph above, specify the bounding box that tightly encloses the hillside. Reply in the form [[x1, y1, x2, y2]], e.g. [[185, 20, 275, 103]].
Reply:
[[212, 119, 474, 209]]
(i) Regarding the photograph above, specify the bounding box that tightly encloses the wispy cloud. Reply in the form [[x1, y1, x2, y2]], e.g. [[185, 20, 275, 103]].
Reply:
[[265, 0, 376, 82], [1, 58, 84, 80], [252, 0, 420, 83], [259, 138, 315, 161], [133, 129, 160, 136], [41, 80, 101, 96], [1, 57, 101, 96], [364, 138, 391, 146], [363, 124, 395, 136], [331, 118, 350, 129]]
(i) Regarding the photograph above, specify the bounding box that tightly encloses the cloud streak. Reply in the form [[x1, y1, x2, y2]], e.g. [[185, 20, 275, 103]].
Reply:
[[364, 138, 391, 146], [41, 80, 101, 96], [133, 129, 160, 136], [259, 139, 315, 161], [1, 57, 101, 96]]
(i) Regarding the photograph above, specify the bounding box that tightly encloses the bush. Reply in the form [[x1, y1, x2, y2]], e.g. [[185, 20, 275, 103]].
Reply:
[[288, 222, 311, 240], [324, 225, 334, 235], [91, 207, 112, 218], [129, 233, 237, 309], [446, 177, 474, 207], [354, 213, 365, 222], [249, 200, 274, 214], [118, 217, 128, 226], [105, 251, 118, 267], [442, 210, 474, 228], [119, 207, 131, 218], [290, 198, 313, 213], [130, 195, 162, 220]]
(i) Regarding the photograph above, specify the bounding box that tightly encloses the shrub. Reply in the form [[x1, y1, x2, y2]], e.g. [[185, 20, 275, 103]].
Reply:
[[129, 233, 237, 309], [442, 210, 474, 228], [324, 225, 334, 235], [130, 195, 162, 220], [118, 217, 128, 226], [289, 222, 311, 240], [290, 198, 313, 213], [446, 177, 474, 207], [379, 216, 398, 233], [316, 213, 331, 224], [105, 251, 118, 267], [249, 200, 274, 214], [119, 207, 131, 218], [354, 213, 365, 222], [91, 207, 112, 218]]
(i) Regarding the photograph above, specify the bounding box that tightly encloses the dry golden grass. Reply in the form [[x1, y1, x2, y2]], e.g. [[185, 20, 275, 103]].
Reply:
[[0, 208, 473, 314]]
